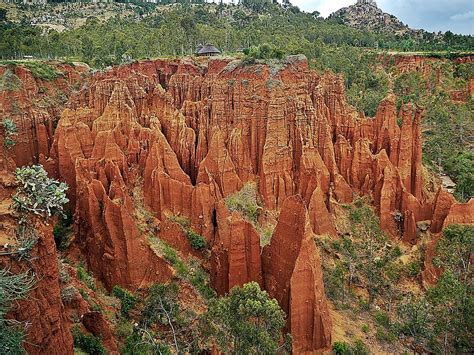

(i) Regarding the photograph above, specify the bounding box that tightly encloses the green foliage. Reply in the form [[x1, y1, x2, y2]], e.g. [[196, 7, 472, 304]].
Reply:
[[160, 243, 215, 300], [351, 339, 370, 355], [12, 165, 69, 218], [14, 220, 39, 261], [112, 286, 136, 318], [434, 224, 474, 278], [395, 225, 474, 353], [202, 282, 290, 354], [0, 269, 35, 355], [72, 326, 106, 355], [332, 341, 350, 355], [0, 319, 26, 355], [445, 151, 473, 201], [332, 339, 370, 355], [405, 260, 421, 278], [394, 72, 424, 108], [0, 68, 22, 91], [141, 283, 180, 328], [243, 43, 285, 64], [2, 117, 18, 148], [186, 229, 206, 250], [396, 295, 432, 350], [77, 263, 96, 291], [0, 2, 473, 70], [121, 329, 171, 355], [374, 311, 391, 329], [169, 215, 207, 251], [22, 62, 62, 81], [53, 210, 73, 250], [322, 200, 401, 307], [454, 62, 474, 81], [225, 182, 261, 224], [140, 282, 200, 353]]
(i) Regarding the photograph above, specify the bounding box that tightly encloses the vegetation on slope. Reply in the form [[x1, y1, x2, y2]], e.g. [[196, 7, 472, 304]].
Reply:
[[320, 199, 474, 353]]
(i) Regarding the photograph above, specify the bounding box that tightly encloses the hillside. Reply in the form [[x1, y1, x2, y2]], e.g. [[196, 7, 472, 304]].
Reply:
[[0, 2, 473, 355], [328, 0, 428, 38], [1, 52, 473, 354]]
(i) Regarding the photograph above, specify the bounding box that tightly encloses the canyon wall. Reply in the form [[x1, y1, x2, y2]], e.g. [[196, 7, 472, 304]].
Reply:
[[1, 56, 473, 353]]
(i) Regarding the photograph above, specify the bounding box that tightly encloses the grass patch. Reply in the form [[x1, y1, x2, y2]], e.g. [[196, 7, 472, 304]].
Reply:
[[77, 263, 96, 291], [225, 182, 275, 246], [225, 182, 261, 224], [151, 238, 215, 301], [0, 68, 22, 91], [1, 61, 63, 81]]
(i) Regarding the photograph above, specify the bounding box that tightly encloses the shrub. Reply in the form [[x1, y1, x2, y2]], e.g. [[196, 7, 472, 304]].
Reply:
[[22, 62, 62, 81], [169, 216, 207, 251], [60, 286, 77, 304], [112, 286, 136, 317], [0, 69, 22, 91], [201, 282, 290, 354], [77, 263, 96, 291], [0, 320, 26, 355], [12, 165, 69, 218], [243, 43, 285, 63], [186, 229, 206, 250], [187, 258, 216, 300], [406, 260, 421, 278], [374, 311, 391, 329], [332, 341, 350, 355], [53, 210, 73, 250], [141, 282, 180, 328], [13, 222, 38, 260], [0, 269, 36, 354], [121, 329, 171, 355], [72, 326, 106, 355], [2, 118, 18, 148], [351, 339, 370, 355], [225, 182, 261, 224]]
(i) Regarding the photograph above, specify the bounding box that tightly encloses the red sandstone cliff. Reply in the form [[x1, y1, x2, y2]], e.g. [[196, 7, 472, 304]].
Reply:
[[0, 179, 73, 354], [44, 56, 471, 352], [2, 56, 473, 353]]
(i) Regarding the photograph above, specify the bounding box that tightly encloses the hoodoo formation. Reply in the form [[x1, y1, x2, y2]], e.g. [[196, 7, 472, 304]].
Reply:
[[0, 55, 473, 354]]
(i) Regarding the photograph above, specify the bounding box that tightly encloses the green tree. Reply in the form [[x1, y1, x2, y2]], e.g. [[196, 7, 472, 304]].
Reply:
[[202, 282, 290, 354]]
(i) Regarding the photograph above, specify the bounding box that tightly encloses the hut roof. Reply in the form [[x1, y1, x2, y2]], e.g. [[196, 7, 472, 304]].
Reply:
[[197, 44, 221, 55], [195, 44, 203, 54]]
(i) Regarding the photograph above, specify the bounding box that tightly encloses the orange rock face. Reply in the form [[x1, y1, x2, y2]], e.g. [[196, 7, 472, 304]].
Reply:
[[0, 63, 86, 169], [3, 56, 470, 353], [0, 217, 73, 355], [262, 196, 332, 352]]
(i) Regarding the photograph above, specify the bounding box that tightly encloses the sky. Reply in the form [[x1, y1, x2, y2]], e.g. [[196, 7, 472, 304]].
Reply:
[[290, 0, 474, 35], [224, 0, 474, 35]]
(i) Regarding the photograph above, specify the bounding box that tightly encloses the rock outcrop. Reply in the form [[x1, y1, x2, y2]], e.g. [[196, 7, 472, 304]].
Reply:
[[0, 190, 73, 354], [263, 196, 332, 353], [0, 63, 87, 170], [329, 0, 428, 38], [3, 56, 471, 353]]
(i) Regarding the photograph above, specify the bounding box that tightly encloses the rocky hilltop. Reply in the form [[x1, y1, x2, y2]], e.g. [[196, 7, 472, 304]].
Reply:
[[329, 0, 426, 37], [1, 56, 473, 353]]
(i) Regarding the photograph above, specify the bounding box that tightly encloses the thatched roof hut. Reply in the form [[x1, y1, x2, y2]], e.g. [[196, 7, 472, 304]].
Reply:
[[196, 44, 221, 56]]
